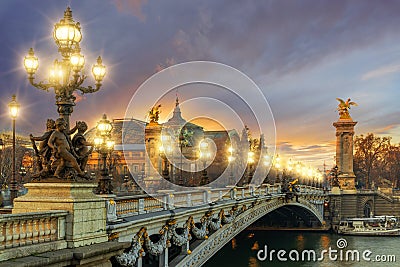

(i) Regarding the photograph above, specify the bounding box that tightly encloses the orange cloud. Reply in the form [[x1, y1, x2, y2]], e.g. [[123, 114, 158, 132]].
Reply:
[[113, 0, 148, 21]]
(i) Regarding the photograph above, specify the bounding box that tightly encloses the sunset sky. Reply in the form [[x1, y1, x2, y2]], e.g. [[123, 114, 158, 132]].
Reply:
[[1, 0, 400, 170]]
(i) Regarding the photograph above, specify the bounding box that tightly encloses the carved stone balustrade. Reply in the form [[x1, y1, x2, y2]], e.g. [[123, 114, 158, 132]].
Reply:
[[0, 210, 68, 261]]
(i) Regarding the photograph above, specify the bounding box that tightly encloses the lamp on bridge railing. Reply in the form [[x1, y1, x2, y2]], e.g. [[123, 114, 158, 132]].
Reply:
[[307, 167, 313, 186], [199, 139, 210, 186], [317, 172, 323, 188], [227, 146, 235, 185], [274, 154, 281, 183], [0, 138, 4, 190], [286, 158, 294, 183], [94, 114, 114, 194], [8, 95, 20, 204], [246, 151, 255, 185], [263, 155, 271, 184], [23, 7, 106, 130], [287, 158, 293, 172], [159, 135, 172, 182]]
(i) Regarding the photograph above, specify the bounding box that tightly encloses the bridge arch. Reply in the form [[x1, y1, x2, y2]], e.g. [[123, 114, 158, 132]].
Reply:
[[112, 187, 326, 267], [175, 197, 324, 266]]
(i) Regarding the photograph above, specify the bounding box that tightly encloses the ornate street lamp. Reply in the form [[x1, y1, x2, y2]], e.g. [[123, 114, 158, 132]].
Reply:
[[94, 114, 114, 194], [159, 135, 172, 182], [307, 167, 313, 186], [0, 138, 4, 188], [199, 139, 210, 186], [8, 95, 20, 204], [274, 154, 281, 183], [263, 155, 271, 184], [246, 151, 255, 185], [23, 7, 106, 130], [227, 146, 235, 185]]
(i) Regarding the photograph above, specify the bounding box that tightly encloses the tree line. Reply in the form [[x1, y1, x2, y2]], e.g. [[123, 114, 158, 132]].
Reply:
[[354, 133, 400, 189]]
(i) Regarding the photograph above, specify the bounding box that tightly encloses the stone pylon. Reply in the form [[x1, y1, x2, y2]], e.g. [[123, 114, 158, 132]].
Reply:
[[144, 120, 163, 187], [333, 110, 357, 191]]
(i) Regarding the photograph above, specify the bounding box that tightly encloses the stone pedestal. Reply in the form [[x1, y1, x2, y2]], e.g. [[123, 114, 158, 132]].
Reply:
[[13, 183, 108, 248], [333, 118, 357, 190], [145, 122, 162, 181], [330, 186, 341, 195]]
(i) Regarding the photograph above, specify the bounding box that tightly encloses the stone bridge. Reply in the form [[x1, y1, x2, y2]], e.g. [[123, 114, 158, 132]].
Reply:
[[108, 184, 325, 267], [0, 183, 325, 267]]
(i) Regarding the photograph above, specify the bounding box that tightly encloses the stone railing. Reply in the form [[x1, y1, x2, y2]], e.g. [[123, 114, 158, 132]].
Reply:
[[0, 210, 68, 261], [112, 184, 325, 219]]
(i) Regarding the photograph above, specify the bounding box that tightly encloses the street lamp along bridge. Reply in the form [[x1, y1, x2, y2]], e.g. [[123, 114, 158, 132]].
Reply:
[[10, 6, 116, 260], [23, 7, 106, 130], [23, 7, 106, 181]]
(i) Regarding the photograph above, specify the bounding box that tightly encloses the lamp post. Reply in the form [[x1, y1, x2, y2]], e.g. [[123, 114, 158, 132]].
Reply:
[[8, 95, 20, 204], [263, 155, 271, 184], [199, 139, 210, 186], [274, 154, 281, 183], [159, 135, 172, 182], [123, 165, 130, 192], [23, 7, 106, 130], [94, 114, 114, 194], [246, 151, 255, 185], [0, 138, 4, 188], [178, 130, 185, 186], [227, 146, 235, 185]]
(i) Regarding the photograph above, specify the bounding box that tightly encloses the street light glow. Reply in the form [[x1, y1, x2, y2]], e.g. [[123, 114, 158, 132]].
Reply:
[[23, 48, 39, 75], [8, 95, 20, 119], [53, 7, 82, 51], [70, 52, 85, 71], [97, 114, 113, 136], [92, 56, 106, 83]]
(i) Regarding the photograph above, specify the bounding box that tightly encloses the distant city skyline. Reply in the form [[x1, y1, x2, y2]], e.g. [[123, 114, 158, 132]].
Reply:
[[1, 1, 400, 170]]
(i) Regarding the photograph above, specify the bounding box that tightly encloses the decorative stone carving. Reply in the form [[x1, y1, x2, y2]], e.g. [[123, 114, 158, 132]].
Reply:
[[30, 118, 92, 181], [114, 205, 247, 266], [115, 228, 146, 266], [113, 192, 325, 267]]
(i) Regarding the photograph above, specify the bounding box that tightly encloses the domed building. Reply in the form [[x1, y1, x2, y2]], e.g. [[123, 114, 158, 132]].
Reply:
[[85, 118, 147, 191], [86, 97, 242, 191]]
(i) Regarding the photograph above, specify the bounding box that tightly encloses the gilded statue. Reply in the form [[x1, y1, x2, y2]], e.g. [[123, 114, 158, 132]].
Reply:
[[336, 98, 357, 119], [148, 104, 161, 123]]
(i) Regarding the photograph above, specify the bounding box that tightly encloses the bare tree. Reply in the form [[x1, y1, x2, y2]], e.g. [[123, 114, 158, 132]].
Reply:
[[0, 145, 30, 188], [354, 133, 392, 189]]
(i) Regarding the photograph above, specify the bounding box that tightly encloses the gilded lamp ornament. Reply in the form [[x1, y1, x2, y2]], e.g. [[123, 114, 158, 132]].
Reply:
[[23, 7, 106, 129]]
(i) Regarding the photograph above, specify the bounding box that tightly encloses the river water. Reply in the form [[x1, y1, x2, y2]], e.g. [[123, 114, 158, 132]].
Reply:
[[204, 230, 400, 267]]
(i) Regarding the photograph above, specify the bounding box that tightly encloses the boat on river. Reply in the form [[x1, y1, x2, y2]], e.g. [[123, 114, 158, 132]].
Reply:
[[337, 216, 400, 236]]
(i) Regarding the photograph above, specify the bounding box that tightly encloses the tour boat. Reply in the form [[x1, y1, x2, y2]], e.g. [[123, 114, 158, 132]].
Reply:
[[337, 216, 400, 236]]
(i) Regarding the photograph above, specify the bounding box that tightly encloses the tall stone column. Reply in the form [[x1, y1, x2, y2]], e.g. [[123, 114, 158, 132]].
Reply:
[[333, 98, 358, 191], [145, 121, 162, 188]]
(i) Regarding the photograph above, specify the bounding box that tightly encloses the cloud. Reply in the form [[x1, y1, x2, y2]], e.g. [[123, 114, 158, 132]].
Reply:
[[155, 58, 176, 72], [276, 140, 335, 169], [361, 64, 400, 81], [73, 92, 87, 103], [112, 0, 148, 21]]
